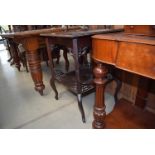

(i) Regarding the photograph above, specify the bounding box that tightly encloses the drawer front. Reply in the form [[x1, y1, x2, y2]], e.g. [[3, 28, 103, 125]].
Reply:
[[116, 41, 155, 80], [92, 38, 118, 65]]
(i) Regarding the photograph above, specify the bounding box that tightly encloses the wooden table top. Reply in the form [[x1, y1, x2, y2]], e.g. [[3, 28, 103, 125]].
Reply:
[[92, 32, 155, 45], [40, 28, 123, 38], [0, 26, 81, 38]]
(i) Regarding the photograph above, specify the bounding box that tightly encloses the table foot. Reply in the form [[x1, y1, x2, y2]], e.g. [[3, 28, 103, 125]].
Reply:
[[7, 57, 13, 62], [50, 78, 58, 100], [92, 119, 105, 129], [35, 84, 45, 96], [77, 94, 86, 123], [10, 60, 15, 66], [16, 64, 21, 72], [38, 90, 44, 96]]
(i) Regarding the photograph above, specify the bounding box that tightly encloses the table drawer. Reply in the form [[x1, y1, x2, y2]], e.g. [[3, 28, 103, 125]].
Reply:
[[116, 41, 155, 80], [92, 38, 118, 65]]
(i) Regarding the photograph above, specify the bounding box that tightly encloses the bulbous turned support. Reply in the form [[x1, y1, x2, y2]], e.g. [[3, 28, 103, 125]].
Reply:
[[26, 50, 45, 96], [23, 37, 45, 96], [92, 63, 108, 129]]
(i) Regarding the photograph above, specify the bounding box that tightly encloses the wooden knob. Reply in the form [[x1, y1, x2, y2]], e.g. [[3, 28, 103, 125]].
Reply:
[[93, 63, 108, 85]]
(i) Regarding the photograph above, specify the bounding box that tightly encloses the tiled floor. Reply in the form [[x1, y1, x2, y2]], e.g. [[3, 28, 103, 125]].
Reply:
[[0, 43, 115, 129]]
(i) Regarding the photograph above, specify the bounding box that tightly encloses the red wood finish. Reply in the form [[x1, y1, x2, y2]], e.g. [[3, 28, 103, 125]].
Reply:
[[92, 33, 155, 80], [92, 31, 155, 129], [23, 37, 45, 95], [116, 42, 155, 79], [105, 99, 155, 129]]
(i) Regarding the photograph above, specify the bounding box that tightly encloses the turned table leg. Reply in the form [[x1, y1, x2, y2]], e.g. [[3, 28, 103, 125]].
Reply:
[[92, 63, 108, 129], [24, 37, 45, 96]]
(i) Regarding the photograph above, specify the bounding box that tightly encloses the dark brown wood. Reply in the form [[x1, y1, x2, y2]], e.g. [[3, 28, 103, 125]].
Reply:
[[12, 25, 29, 32], [6, 39, 14, 63], [92, 28, 155, 129], [40, 28, 122, 38], [135, 78, 150, 108], [8, 25, 12, 32], [72, 38, 85, 123], [41, 28, 122, 122], [45, 38, 58, 100], [92, 63, 107, 129], [19, 51, 29, 72], [9, 38, 21, 71], [62, 46, 69, 72]]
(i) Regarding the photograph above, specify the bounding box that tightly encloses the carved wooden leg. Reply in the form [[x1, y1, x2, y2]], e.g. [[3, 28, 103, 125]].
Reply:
[[63, 47, 69, 72], [92, 63, 108, 129], [6, 41, 13, 62], [50, 77, 58, 100], [73, 38, 85, 123], [26, 50, 45, 95], [77, 94, 86, 123], [23, 37, 45, 95], [45, 38, 58, 100], [10, 39, 21, 71], [7, 56, 13, 62]]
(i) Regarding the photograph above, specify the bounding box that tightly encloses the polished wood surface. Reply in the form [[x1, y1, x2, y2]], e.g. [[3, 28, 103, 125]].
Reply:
[[92, 31, 155, 129], [40, 28, 121, 38], [92, 33, 155, 80]]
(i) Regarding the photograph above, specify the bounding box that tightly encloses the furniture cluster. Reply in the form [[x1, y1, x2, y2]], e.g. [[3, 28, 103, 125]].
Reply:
[[1, 25, 155, 128]]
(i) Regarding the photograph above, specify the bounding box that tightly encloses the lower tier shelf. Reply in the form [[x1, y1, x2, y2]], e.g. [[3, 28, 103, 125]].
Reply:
[[54, 68, 94, 96]]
